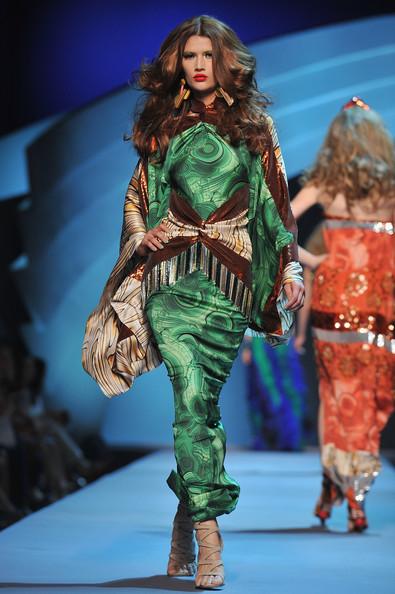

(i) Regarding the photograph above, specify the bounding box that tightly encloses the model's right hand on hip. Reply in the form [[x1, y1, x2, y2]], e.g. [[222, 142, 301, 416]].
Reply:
[[136, 222, 169, 256]]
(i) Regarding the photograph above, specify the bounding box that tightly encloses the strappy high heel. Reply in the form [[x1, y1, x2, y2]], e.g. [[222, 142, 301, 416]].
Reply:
[[346, 489, 368, 533], [194, 519, 224, 589], [314, 473, 344, 526], [167, 502, 196, 577]]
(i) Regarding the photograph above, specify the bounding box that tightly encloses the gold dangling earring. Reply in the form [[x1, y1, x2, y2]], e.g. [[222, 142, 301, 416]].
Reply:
[[174, 78, 191, 109], [215, 86, 234, 107]]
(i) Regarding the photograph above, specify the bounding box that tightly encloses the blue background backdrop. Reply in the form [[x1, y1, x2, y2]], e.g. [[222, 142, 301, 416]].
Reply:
[[1, 0, 393, 135]]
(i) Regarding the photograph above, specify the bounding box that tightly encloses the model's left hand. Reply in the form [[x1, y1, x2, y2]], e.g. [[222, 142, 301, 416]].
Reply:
[[284, 281, 305, 311], [294, 333, 306, 354]]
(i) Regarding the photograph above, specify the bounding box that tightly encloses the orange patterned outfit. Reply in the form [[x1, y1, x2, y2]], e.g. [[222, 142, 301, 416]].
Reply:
[[311, 216, 394, 506]]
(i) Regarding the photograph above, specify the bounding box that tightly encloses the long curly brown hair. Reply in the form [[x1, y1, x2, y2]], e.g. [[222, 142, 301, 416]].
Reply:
[[302, 106, 395, 210], [132, 15, 271, 160]]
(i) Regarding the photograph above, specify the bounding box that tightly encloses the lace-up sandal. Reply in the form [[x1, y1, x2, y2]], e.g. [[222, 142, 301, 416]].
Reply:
[[194, 519, 224, 589], [167, 502, 196, 577]]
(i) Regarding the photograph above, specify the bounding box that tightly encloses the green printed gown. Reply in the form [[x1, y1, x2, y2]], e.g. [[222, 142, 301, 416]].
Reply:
[[82, 100, 298, 521], [145, 120, 251, 520]]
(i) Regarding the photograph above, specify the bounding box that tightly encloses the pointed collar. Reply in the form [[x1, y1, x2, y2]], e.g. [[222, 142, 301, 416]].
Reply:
[[190, 95, 221, 112], [188, 95, 223, 122], [164, 95, 223, 141]]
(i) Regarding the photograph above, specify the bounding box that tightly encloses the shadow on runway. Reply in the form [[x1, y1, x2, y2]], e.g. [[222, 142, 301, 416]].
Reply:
[[104, 576, 197, 590], [0, 575, 197, 591], [227, 525, 373, 536]]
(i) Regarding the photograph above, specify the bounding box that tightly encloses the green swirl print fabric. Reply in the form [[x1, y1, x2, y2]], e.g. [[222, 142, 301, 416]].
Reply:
[[143, 121, 293, 520], [144, 123, 251, 520], [169, 122, 250, 218], [145, 271, 248, 521], [146, 121, 252, 226], [146, 122, 293, 324]]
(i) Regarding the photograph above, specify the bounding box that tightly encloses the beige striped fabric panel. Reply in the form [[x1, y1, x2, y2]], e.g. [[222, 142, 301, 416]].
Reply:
[[82, 159, 161, 397]]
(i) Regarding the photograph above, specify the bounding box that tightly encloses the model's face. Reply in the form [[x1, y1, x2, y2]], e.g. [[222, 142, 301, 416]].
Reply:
[[182, 35, 217, 97]]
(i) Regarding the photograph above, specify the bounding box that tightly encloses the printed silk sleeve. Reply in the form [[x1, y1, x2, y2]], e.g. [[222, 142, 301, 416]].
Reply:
[[261, 116, 298, 264], [82, 158, 161, 397], [118, 159, 148, 254]]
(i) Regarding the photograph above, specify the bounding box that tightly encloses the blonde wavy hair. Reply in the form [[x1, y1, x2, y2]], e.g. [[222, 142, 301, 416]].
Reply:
[[302, 106, 395, 211]]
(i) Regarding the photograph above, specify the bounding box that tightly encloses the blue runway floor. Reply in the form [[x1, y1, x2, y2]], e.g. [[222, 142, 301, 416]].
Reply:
[[0, 450, 394, 594]]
